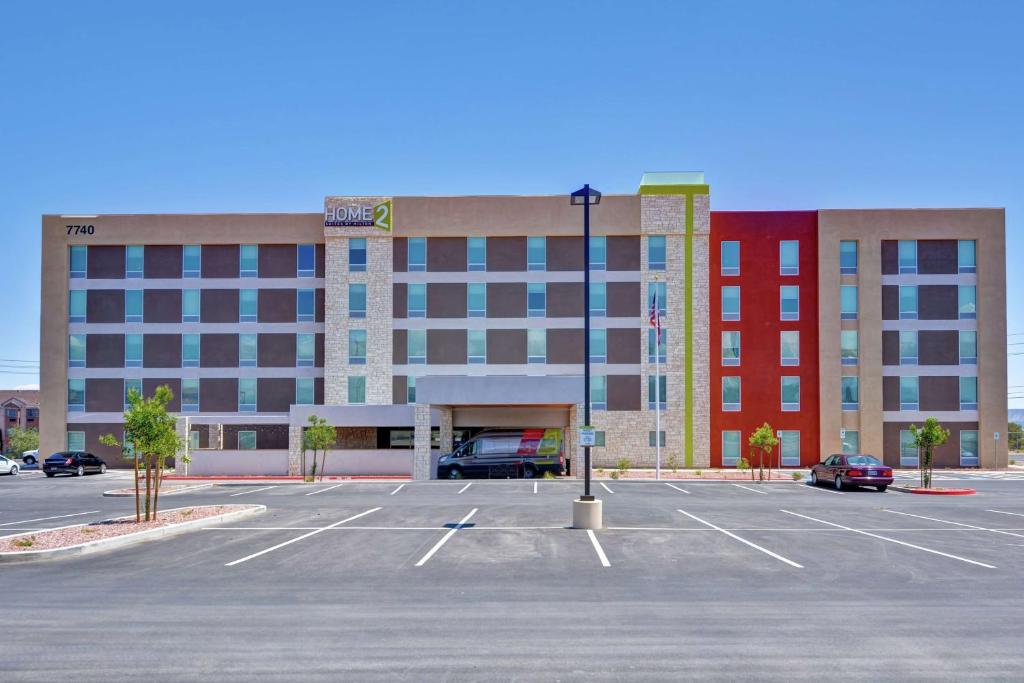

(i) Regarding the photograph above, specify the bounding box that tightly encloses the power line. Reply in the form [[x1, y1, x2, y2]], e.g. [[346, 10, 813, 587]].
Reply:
[[0, 359, 39, 364]]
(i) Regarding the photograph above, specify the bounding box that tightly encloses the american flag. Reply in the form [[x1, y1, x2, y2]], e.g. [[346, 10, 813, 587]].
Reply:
[[649, 289, 662, 345]]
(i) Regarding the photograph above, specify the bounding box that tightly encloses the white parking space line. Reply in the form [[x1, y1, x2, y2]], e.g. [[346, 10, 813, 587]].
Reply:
[[587, 530, 611, 567], [414, 508, 477, 567], [884, 509, 1024, 539], [305, 484, 344, 496], [533, 481, 538, 494], [0, 510, 101, 527], [600, 482, 615, 494], [781, 509, 996, 569], [665, 483, 690, 494], [797, 483, 844, 495], [225, 507, 381, 567], [732, 484, 768, 495], [390, 484, 405, 495], [229, 486, 277, 497], [457, 482, 472, 494], [677, 509, 803, 568], [988, 509, 1024, 519]]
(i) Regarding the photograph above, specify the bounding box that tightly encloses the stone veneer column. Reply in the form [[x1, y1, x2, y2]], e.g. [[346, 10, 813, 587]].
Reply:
[[288, 425, 303, 476], [567, 402, 582, 478], [174, 416, 189, 475], [690, 193, 711, 467], [413, 403, 433, 480], [323, 238, 347, 404], [439, 407, 453, 454]]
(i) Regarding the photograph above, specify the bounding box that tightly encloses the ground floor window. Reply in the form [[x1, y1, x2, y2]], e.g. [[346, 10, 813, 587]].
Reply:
[[189, 430, 200, 450], [841, 430, 860, 455], [960, 430, 979, 467], [67, 431, 85, 451], [238, 431, 257, 450], [594, 430, 606, 447], [779, 430, 800, 466], [722, 430, 741, 466], [899, 430, 918, 467], [648, 431, 665, 447]]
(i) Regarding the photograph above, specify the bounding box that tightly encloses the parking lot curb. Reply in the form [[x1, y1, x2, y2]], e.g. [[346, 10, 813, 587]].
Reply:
[[102, 483, 214, 497], [893, 486, 977, 495], [0, 504, 266, 564]]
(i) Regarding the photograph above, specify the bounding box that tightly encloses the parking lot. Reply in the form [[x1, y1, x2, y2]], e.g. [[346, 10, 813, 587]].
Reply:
[[3, 471, 1024, 680]]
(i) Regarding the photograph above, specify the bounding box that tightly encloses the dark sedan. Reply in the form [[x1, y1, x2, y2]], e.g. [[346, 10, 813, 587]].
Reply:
[[810, 454, 893, 492], [43, 451, 107, 477]]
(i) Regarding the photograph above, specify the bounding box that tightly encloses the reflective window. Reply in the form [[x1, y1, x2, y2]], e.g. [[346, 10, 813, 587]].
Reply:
[[68, 378, 85, 411], [648, 282, 667, 317], [958, 285, 977, 320], [900, 376, 919, 410], [900, 430, 919, 466], [125, 334, 143, 367], [181, 379, 199, 412], [589, 282, 607, 317], [467, 330, 486, 364], [124, 378, 142, 410], [590, 329, 607, 363], [958, 240, 976, 274], [959, 376, 978, 410], [297, 244, 316, 277], [125, 290, 143, 323], [840, 285, 858, 320], [648, 328, 667, 364], [899, 285, 918, 319], [349, 283, 367, 318], [899, 330, 918, 365], [125, 246, 144, 278], [527, 328, 546, 364], [648, 235, 666, 271], [239, 334, 257, 367], [841, 430, 860, 455], [69, 290, 87, 322], [898, 240, 917, 273], [721, 331, 740, 366], [182, 289, 200, 322], [780, 286, 799, 321], [467, 283, 486, 317], [780, 430, 800, 466], [467, 237, 486, 271], [527, 237, 546, 271], [780, 331, 800, 366], [589, 237, 606, 270], [648, 374, 667, 410], [722, 431, 741, 466], [841, 376, 859, 410], [182, 334, 200, 367], [348, 330, 367, 365], [297, 333, 315, 367], [183, 245, 201, 278], [407, 330, 426, 364], [238, 379, 257, 412], [297, 289, 315, 322], [527, 283, 546, 317], [349, 238, 367, 272], [239, 245, 258, 277], [779, 240, 799, 275], [67, 431, 85, 451], [348, 376, 366, 404], [840, 330, 858, 366], [238, 431, 256, 450], [240, 289, 258, 322], [839, 240, 858, 274], [295, 378, 315, 406], [407, 375, 417, 403], [69, 246, 87, 278], [960, 430, 979, 466], [959, 331, 977, 364], [721, 286, 740, 321], [722, 376, 741, 411], [408, 238, 426, 271], [721, 241, 739, 276], [590, 375, 607, 410], [68, 334, 86, 367], [781, 376, 800, 411], [649, 431, 666, 447], [407, 283, 426, 318], [189, 431, 200, 449]]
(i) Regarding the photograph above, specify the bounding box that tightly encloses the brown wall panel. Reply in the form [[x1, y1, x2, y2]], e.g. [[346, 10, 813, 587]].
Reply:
[[201, 244, 239, 278], [427, 237, 467, 272], [919, 285, 958, 320], [200, 333, 239, 367], [200, 378, 237, 413], [607, 236, 641, 271], [427, 283, 468, 318], [87, 245, 125, 279], [487, 329, 526, 364], [547, 329, 584, 364], [427, 329, 467, 364], [547, 282, 583, 317], [315, 377, 324, 405], [920, 376, 960, 411], [201, 289, 239, 323], [257, 378, 295, 412], [315, 288, 325, 322], [258, 333, 297, 367], [607, 328, 642, 364], [85, 378, 124, 412], [86, 334, 124, 368], [315, 243, 326, 278], [87, 290, 124, 323], [143, 334, 181, 368], [487, 237, 526, 271], [547, 237, 583, 271], [393, 283, 407, 318], [882, 376, 900, 411], [393, 376, 408, 404], [919, 330, 959, 365], [881, 240, 898, 275], [259, 244, 297, 278], [393, 237, 408, 272], [258, 289, 296, 323], [607, 374, 641, 411], [487, 283, 527, 318], [143, 245, 182, 279], [143, 378, 181, 411], [315, 333, 325, 368], [392, 329, 408, 365], [224, 424, 289, 450], [918, 240, 958, 275], [881, 285, 899, 320], [607, 281, 640, 318], [882, 331, 899, 366], [143, 289, 182, 323], [882, 422, 978, 468]]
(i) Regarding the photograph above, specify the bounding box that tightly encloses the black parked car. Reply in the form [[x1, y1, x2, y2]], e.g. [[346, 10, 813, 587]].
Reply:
[[43, 451, 107, 477]]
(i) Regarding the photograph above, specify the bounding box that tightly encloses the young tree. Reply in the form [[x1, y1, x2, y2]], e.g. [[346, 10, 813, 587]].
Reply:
[[1009, 422, 1023, 453], [6, 426, 39, 456], [303, 415, 336, 482], [748, 423, 779, 482], [910, 418, 950, 489]]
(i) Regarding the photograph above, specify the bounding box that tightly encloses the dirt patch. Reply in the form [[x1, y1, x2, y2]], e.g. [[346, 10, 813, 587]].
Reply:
[[0, 505, 255, 552]]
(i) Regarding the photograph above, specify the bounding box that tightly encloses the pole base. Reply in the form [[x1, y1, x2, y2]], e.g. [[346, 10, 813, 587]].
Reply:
[[572, 498, 603, 530]]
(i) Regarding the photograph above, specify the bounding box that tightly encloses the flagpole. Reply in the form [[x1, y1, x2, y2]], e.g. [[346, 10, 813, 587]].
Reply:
[[655, 333, 661, 481]]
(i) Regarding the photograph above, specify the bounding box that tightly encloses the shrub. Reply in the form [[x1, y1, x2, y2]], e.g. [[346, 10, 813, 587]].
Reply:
[[182, 509, 194, 517], [667, 453, 678, 473], [616, 458, 630, 476], [737, 458, 750, 471], [791, 472, 803, 481], [81, 527, 95, 534], [695, 470, 703, 477], [543, 471, 556, 480], [15, 537, 34, 548], [610, 471, 619, 480]]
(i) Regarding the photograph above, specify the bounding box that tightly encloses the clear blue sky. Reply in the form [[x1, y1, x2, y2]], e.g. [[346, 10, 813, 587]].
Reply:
[[1, 1, 1021, 406]]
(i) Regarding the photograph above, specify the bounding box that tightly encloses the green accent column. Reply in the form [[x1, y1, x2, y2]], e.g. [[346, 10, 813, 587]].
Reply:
[[684, 193, 694, 468]]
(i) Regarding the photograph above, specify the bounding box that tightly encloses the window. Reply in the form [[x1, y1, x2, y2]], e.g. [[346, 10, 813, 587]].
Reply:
[[407, 237, 426, 271], [780, 331, 800, 366], [467, 237, 486, 271], [239, 334, 257, 367], [722, 431, 742, 466], [899, 285, 918, 320], [346, 283, 366, 319], [840, 285, 858, 320], [124, 378, 142, 410], [589, 282, 607, 316], [181, 379, 199, 413], [780, 286, 799, 321], [68, 334, 86, 367], [293, 243, 315, 277], [898, 240, 917, 274], [182, 289, 200, 322], [648, 282, 667, 317], [467, 283, 486, 317], [721, 241, 739, 276], [349, 238, 367, 271], [722, 376, 740, 411], [527, 283, 546, 317], [69, 290, 86, 322], [238, 431, 257, 450], [406, 375, 417, 403], [649, 328, 667, 364], [840, 330, 858, 366], [67, 431, 85, 452], [590, 375, 607, 410], [648, 235, 666, 270], [960, 430, 979, 466], [593, 431, 606, 447], [5, 407, 17, 420], [721, 286, 740, 321], [189, 431, 200, 450], [781, 376, 800, 411], [841, 376, 859, 410], [900, 430, 919, 467], [407, 283, 426, 318], [590, 329, 607, 363], [649, 431, 666, 448], [721, 331, 740, 366], [182, 334, 200, 368], [407, 329, 426, 364], [295, 378, 315, 406], [183, 245, 201, 278], [238, 379, 257, 412], [467, 330, 486, 364], [589, 237, 606, 270], [648, 375, 667, 410], [779, 240, 799, 275], [125, 290, 143, 323], [70, 246, 87, 278], [239, 245, 258, 277], [779, 431, 800, 466], [125, 245, 144, 278], [527, 236, 546, 271], [899, 331, 918, 365], [125, 334, 143, 368], [348, 376, 366, 404], [958, 285, 976, 320], [527, 328, 546, 364], [841, 430, 860, 455], [959, 331, 977, 364], [839, 240, 858, 274], [900, 376, 919, 411], [240, 289, 258, 322], [959, 376, 978, 410], [958, 240, 976, 274], [68, 379, 85, 412], [297, 333, 315, 367], [348, 329, 367, 365], [297, 289, 315, 322]]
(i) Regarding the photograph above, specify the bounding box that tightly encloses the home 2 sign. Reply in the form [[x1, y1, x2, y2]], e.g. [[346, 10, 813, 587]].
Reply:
[[324, 197, 393, 232]]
